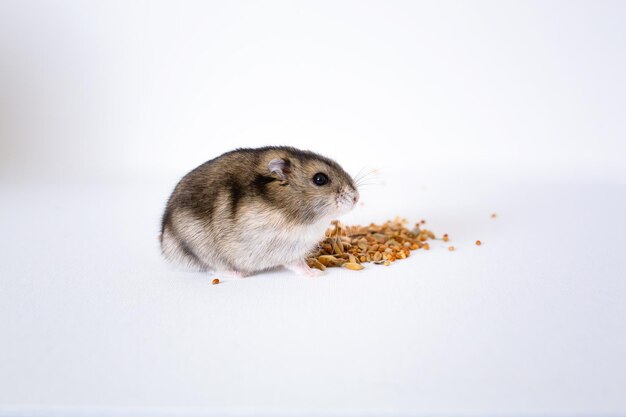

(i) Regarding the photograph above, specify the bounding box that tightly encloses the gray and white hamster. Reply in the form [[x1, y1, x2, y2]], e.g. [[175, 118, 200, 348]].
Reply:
[[160, 146, 359, 277]]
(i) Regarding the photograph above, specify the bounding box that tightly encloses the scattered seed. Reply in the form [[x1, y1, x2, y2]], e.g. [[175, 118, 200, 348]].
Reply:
[[333, 242, 344, 254], [212, 278, 220, 285], [475, 240, 482, 246], [308, 258, 326, 270], [448, 246, 455, 251], [443, 234, 449, 242], [318, 254, 339, 266], [491, 213, 497, 219], [344, 262, 364, 271]]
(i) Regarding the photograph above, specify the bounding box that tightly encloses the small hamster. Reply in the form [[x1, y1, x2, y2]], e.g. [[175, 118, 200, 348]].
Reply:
[[160, 146, 359, 277]]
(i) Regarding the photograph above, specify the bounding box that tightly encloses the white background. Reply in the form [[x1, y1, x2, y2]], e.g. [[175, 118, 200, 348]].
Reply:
[[1, 1, 626, 416], [1, 0, 625, 183]]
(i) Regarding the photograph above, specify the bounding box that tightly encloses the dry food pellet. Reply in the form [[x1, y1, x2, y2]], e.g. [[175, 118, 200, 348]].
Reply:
[[475, 240, 482, 246], [212, 278, 220, 285], [443, 234, 449, 242], [448, 246, 455, 251]]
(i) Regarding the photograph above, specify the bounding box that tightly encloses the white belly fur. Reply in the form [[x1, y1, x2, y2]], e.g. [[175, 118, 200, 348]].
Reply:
[[232, 208, 331, 272]]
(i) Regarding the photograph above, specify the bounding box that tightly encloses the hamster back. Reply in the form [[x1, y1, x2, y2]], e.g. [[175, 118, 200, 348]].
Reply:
[[160, 146, 359, 276]]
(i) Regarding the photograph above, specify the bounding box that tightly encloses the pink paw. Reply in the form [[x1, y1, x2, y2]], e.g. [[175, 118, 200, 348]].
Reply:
[[285, 261, 324, 277]]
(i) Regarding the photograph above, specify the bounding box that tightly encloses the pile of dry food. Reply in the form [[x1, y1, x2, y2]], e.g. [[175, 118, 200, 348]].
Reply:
[[307, 218, 438, 271]]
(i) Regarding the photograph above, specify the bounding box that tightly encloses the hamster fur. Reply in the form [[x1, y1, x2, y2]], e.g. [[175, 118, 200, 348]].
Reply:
[[160, 146, 359, 277]]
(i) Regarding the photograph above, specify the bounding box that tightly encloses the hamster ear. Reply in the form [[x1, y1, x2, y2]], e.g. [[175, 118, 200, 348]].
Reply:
[[268, 158, 291, 180]]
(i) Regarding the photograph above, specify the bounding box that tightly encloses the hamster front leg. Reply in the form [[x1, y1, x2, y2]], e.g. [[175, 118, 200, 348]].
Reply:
[[284, 259, 323, 277]]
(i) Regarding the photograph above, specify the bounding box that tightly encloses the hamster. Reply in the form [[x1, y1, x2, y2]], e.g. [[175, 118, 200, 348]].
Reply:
[[160, 146, 359, 277]]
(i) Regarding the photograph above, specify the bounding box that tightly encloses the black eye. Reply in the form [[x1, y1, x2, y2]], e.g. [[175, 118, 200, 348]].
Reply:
[[312, 172, 329, 186]]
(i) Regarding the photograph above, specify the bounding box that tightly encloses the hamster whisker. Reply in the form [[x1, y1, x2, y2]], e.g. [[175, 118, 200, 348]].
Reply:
[[352, 164, 370, 183], [352, 165, 377, 184], [354, 179, 382, 188], [354, 171, 378, 187]]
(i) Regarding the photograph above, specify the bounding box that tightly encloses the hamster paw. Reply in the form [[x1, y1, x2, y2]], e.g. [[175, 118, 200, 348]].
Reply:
[[284, 260, 323, 277]]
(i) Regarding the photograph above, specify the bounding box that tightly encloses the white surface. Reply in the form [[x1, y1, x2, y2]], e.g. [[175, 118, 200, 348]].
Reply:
[[1, 176, 625, 416]]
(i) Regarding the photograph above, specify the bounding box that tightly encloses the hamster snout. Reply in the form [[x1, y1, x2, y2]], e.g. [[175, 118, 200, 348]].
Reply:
[[337, 187, 359, 213], [160, 146, 359, 278]]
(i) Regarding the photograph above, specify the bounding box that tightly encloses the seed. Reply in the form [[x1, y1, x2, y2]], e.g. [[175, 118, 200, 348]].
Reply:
[[311, 259, 326, 270], [331, 242, 342, 255], [373, 233, 387, 243], [442, 234, 449, 242], [212, 278, 220, 285], [420, 219, 426, 224], [344, 262, 364, 271], [448, 246, 455, 251], [337, 241, 345, 253], [491, 213, 497, 219], [383, 261, 391, 266], [475, 240, 482, 246], [423, 243, 430, 250], [318, 255, 339, 266]]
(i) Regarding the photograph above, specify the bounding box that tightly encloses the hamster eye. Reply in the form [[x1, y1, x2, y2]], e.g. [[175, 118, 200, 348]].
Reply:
[[312, 173, 329, 186]]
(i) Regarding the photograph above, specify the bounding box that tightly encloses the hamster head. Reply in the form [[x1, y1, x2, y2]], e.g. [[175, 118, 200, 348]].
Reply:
[[263, 148, 359, 221]]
